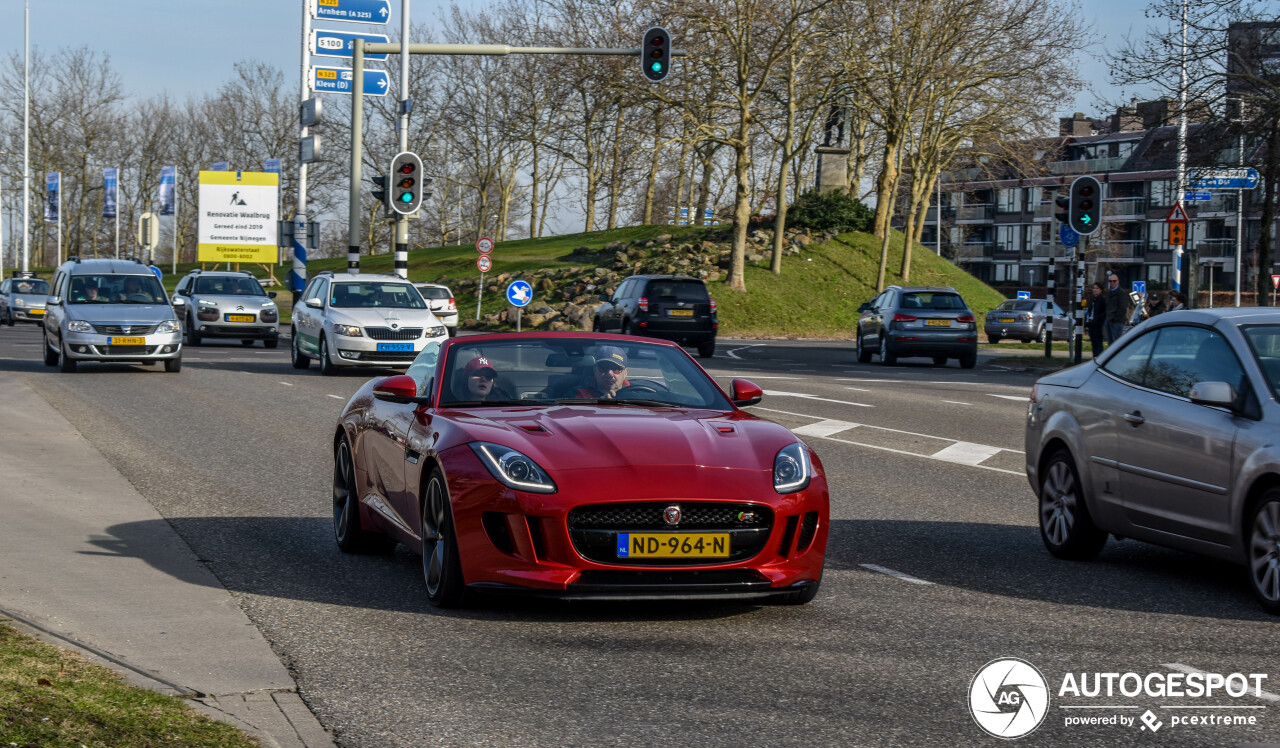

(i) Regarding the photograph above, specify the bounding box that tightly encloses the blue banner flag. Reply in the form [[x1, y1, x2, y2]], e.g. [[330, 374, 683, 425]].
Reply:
[[159, 166, 176, 216], [103, 168, 118, 219], [264, 158, 281, 175], [44, 172, 60, 223]]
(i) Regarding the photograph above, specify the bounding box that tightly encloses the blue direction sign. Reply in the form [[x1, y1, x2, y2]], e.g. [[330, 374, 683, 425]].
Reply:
[[1183, 191, 1212, 201], [311, 0, 391, 24], [311, 66, 390, 96], [1016, 290, 1031, 300], [1191, 167, 1259, 189], [507, 280, 533, 308], [1132, 281, 1147, 296], [1059, 224, 1079, 248], [311, 29, 390, 61]]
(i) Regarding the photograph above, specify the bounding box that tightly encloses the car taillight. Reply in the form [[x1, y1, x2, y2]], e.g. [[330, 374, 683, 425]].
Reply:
[[638, 296, 649, 312], [1017, 313, 1030, 321], [448, 297, 456, 311], [893, 313, 917, 323], [957, 314, 976, 323], [709, 298, 716, 312]]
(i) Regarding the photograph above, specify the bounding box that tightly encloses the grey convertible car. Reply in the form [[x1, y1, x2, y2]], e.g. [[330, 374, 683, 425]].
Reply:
[[1026, 308, 1280, 614]]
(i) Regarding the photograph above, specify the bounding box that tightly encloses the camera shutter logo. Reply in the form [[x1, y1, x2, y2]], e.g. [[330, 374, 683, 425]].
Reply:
[[968, 658, 1049, 739]]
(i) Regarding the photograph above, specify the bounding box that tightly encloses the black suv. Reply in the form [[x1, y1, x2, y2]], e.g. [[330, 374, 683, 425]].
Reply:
[[593, 275, 718, 358]]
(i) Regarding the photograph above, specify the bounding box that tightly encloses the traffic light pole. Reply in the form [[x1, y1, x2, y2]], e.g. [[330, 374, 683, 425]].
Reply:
[[1074, 239, 1087, 365], [345, 39, 685, 275], [394, 0, 410, 280]]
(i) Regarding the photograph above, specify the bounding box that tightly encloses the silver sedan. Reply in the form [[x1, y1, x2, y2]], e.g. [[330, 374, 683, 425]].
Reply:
[[1025, 307, 1280, 614]]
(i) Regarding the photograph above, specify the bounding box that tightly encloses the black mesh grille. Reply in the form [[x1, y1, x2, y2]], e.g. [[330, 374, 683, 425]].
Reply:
[[365, 326, 422, 340], [796, 511, 818, 552], [95, 345, 157, 355], [352, 350, 418, 362], [568, 502, 774, 566], [569, 502, 771, 530], [200, 326, 275, 335], [93, 324, 159, 335]]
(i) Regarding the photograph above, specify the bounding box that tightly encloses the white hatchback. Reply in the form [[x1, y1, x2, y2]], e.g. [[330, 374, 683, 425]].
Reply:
[[291, 272, 448, 375], [413, 283, 458, 336]]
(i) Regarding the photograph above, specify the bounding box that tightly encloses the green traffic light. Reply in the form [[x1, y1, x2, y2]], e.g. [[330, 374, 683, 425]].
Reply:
[[651, 62, 662, 72], [1080, 215, 1091, 224], [400, 192, 414, 203]]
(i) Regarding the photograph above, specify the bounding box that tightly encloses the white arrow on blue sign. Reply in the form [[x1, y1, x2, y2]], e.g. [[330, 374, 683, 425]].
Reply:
[[1059, 224, 1079, 248], [310, 0, 391, 25], [507, 280, 533, 308], [1017, 291, 1030, 300], [1190, 167, 1259, 189], [1132, 281, 1147, 296], [311, 29, 390, 61], [310, 67, 390, 96]]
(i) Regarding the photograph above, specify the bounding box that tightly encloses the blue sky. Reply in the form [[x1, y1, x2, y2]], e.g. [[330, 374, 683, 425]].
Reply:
[[3, 0, 1159, 120]]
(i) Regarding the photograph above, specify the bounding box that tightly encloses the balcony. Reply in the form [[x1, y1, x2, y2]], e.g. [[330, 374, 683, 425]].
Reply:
[[1195, 238, 1238, 258], [1046, 156, 1129, 175], [955, 242, 994, 259], [923, 206, 954, 224], [1033, 202, 1056, 222], [1102, 197, 1146, 219], [1030, 241, 1068, 258], [1095, 239, 1145, 259], [955, 204, 995, 223], [943, 166, 985, 183]]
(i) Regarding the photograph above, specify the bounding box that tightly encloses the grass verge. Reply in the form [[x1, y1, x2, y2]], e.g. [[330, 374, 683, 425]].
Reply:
[[0, 621, 258, 747]]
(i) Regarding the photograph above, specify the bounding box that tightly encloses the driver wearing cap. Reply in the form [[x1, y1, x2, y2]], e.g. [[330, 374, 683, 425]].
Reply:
[[575, 346, 630, 399], [461, 356, 513, 402]]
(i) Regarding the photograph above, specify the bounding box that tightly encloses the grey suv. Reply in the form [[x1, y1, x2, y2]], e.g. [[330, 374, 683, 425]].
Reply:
[[173, 270, 280, 347], [856, 285, 978, 368], [41, 258, 182, 373]]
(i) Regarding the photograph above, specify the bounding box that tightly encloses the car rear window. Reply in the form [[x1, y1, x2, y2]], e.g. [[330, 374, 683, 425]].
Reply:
[[900, 292, 965, 310], [644, 280, 708, 302], [416, 286, 452, 300], [996, 301, 1037, 312]]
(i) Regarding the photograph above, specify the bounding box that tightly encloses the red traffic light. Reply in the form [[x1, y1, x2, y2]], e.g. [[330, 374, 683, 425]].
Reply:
[[398, 162, 416, 174], [651, 35, 664, 46]]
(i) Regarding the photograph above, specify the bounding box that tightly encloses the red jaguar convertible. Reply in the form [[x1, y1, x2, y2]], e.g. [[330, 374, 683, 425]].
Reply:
[[332, 332, 828, 607]]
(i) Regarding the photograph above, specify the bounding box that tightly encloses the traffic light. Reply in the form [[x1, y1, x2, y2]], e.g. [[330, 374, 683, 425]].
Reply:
[[642, 27, 670, 83], [1053, 190, 1070, 225], [389, 151, 424, 216], [1069, 175, 1102, 236], [371, 175, 389, 209]]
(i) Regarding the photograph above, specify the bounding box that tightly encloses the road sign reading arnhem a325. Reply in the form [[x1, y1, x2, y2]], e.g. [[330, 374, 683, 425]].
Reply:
[[310, 0, 391, 24], [197, 171, 280, 263]]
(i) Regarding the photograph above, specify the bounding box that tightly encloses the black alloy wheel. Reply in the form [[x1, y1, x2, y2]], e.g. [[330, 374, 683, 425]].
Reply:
[[318, 336, 336, 376], [185, 312, 202, 346], [856, 335, 873, 364], [1038, 450, 1107, 560], [1035, 325, 1048, 344], [1247, 491, 1280, 614], [332, 436, 392, 554], [697, 340, 715, 358], [421, 467, 466, 608]]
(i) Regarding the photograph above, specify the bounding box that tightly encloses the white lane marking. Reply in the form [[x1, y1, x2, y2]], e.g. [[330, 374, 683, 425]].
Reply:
[[1162, 664, 1280, 703], [792, 419, 859, 437], [238, 371, 251, 375], [790, 369, 817, 372], [725, 344, 763, 360], [931, 441, 1003, 466], [845, 387, 872, 392], [859, 564, 933, 585], [942, 400, 971, 406], [756, 406, 1024, 453], [988, 394, 1028, 402], [278, 381, 294, 386], [762, 390, 873, 408], [836, 378, 898, 382], [327, 394, 344, 399]]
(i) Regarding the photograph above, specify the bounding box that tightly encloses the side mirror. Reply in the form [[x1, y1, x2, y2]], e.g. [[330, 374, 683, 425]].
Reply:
[[730, 378, 763, 407], [178, 288, 191, 296], [268, 291, 278, 299], [598, 294, 610, 302], [305, 297, 323, 309], [47, 296, 61, 306], [373, 374, 430, 405], [1189, 381, 1237, 410], [857, 302, 871, 313], [171, 296, 186, 307]]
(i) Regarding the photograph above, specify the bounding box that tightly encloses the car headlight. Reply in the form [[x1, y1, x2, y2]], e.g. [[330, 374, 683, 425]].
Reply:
[[262, 300, 276, 307], [14, 298, 25, 307], [155, 320, 179, 334], [332, 323, 363, 337], [470, 442, 557, 494], [428, 325, 446, 337], [66, 320, 93, 333], [773, 442, 811, 494], [198, 299, 218, 307]]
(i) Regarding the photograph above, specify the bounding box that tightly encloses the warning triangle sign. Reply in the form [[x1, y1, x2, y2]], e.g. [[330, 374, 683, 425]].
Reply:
[[1167, 202, 1189, 222]]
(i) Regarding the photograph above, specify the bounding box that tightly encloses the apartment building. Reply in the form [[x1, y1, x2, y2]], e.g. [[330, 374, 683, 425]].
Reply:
[[910, 101, 1271, 294]]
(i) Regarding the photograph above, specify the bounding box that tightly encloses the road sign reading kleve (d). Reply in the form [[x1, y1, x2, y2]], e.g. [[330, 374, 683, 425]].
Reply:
[[310, 0, 391, 25], [310, 66, 390, 96], [311, 29, 390, 60]]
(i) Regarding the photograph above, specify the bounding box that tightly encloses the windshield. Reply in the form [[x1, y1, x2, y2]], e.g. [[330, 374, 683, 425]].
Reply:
[[1243, 325, 1280, 398], [330, 282, 426, 309], [68, 274, 167, 304], [645, 280, 708, 301], [195, 276, 266, 296], [996, 301, 1037, 312], [434, 337, 733, 409], [10, 279, 49, 295], [901, 292, 965, 310], [415, 286, 451, 300]]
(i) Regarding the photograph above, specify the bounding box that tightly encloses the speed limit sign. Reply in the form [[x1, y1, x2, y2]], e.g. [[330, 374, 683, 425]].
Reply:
[[476, 237, 494, 255], [477, 255, 492, 273]]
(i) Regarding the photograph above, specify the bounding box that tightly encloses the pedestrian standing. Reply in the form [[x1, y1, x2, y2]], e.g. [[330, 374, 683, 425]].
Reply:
[[1104, 273, 1128, 345], [1146, 292, 1165, 318], [1086, 282, 1107, 358], [1166, 291, 1186, 312]]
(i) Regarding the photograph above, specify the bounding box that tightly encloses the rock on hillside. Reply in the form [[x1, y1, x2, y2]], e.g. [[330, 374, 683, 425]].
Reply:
[[454, 227, 837, 331]]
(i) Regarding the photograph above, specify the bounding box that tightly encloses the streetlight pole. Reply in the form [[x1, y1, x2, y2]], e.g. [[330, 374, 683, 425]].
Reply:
[[22, 0, 30, 272], [1172, 0, 1188, 301]]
